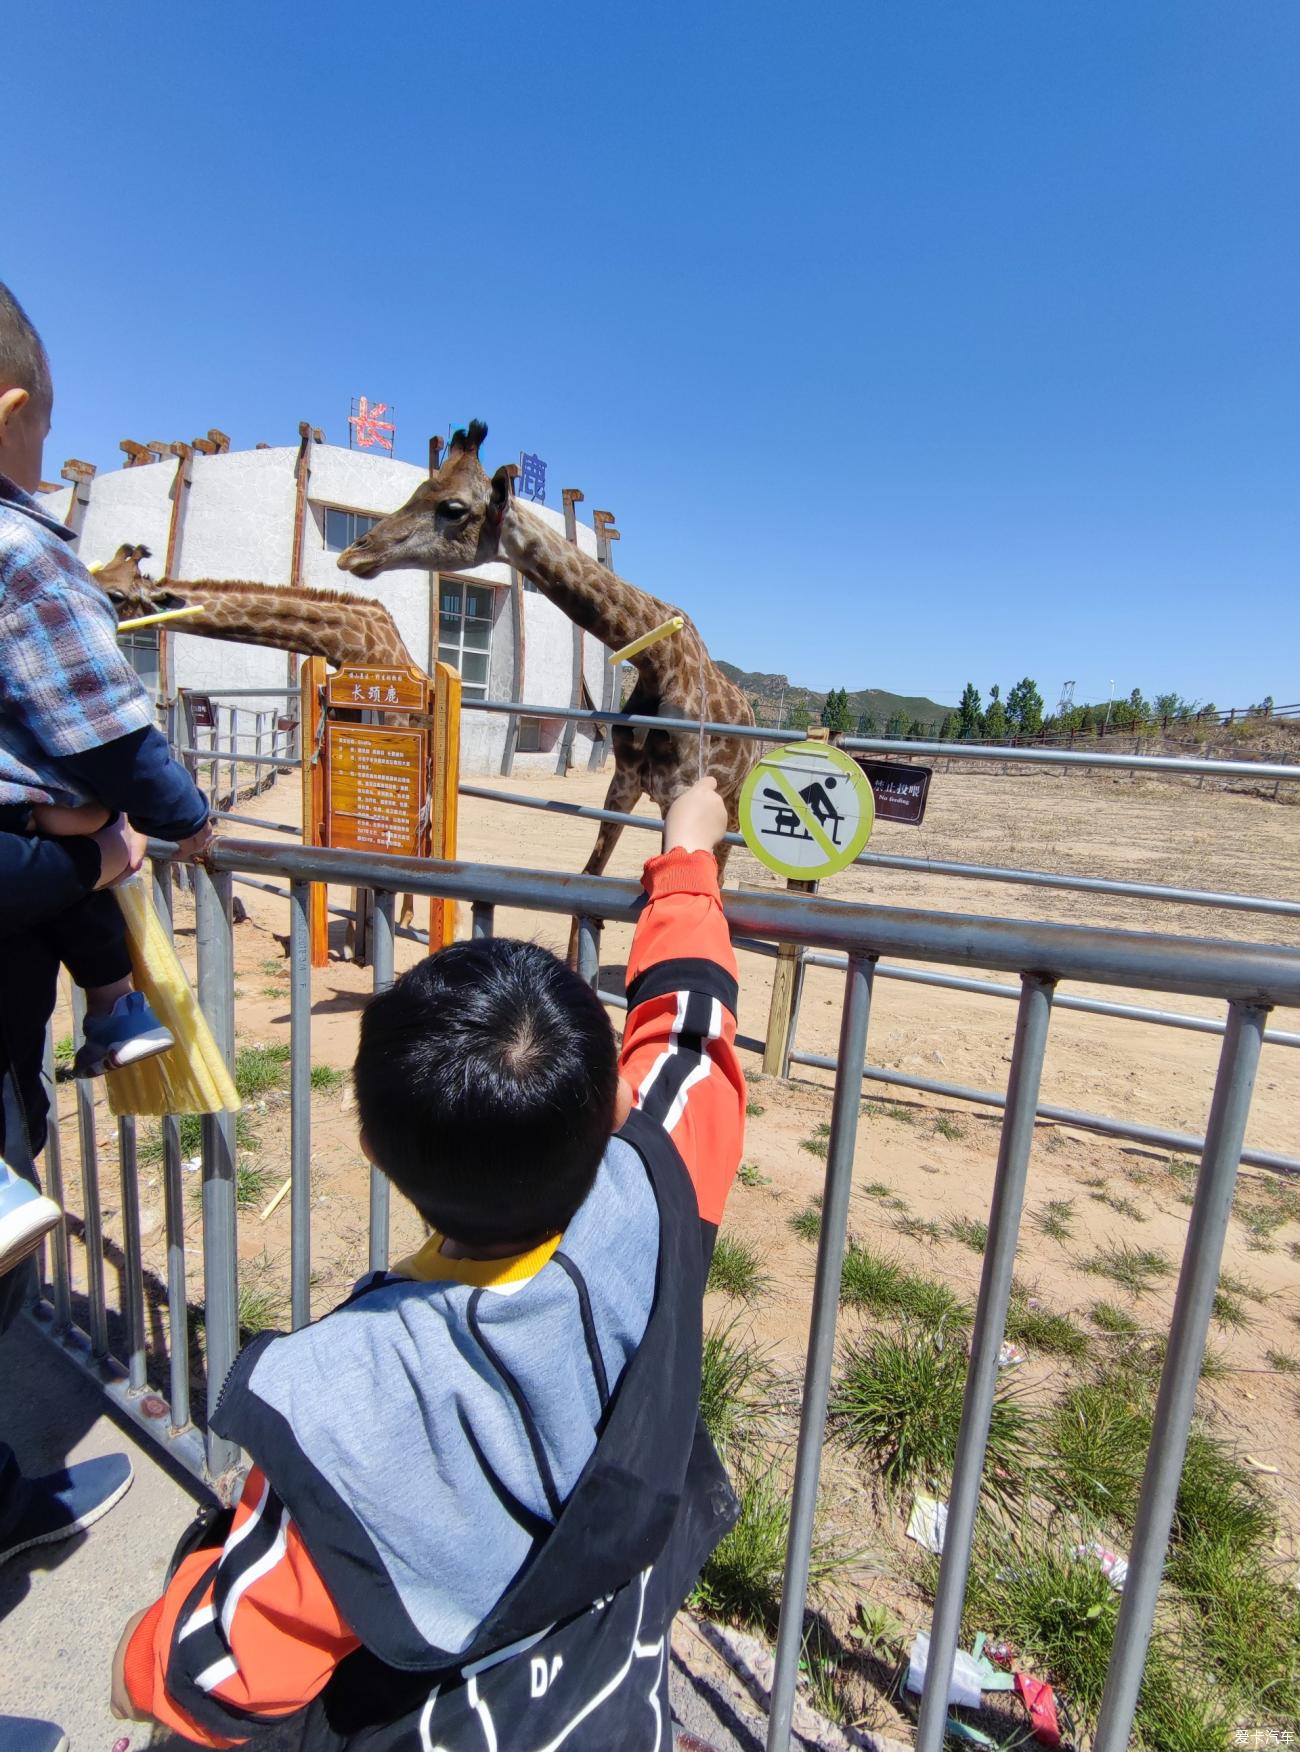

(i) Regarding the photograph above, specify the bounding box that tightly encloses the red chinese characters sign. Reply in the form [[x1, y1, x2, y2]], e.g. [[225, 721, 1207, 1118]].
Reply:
[[348, 395, 395, 452]]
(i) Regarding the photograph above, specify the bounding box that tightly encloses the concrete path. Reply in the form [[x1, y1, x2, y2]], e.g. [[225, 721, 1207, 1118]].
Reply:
[[0, 1317, 894, 1752]]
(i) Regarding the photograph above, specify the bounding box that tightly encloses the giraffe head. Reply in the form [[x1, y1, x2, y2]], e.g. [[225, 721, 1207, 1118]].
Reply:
[[337, 421, 511, 579], [93, 544, 185, 620]]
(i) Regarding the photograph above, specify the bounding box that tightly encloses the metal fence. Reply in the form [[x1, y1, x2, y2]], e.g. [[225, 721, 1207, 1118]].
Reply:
[[29, 831, 1300, 1751]]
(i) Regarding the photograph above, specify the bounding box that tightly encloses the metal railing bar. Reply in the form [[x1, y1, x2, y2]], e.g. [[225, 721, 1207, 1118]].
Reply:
[[213, 811, 301, 836], [462, 700, 1300, 782], [801, 953, 1300, 1050], [916, 975, 1056, 1750], [181, 686, 300, 697], [766, 955, 877, 1750], [458, 783, 1299, 919], [70, 987, 109, 1358], [367, 892, 396, 1274], [289, 881, 313, 1331], [195, 865, 241, 1481], [1093, 1002, 1270, 1751], [787, 1048, 1300, 1175], [41, 1030, 71, 1331], [151, 859, 192, 1427], [178, 746, 301, 771], [203, 839, 1300, 1008], [25, 1302, 209, 1484], [117, 1116, 148, 1393]]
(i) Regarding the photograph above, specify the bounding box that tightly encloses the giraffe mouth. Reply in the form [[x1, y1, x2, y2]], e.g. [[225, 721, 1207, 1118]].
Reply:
[[337, 543, 382, 578]]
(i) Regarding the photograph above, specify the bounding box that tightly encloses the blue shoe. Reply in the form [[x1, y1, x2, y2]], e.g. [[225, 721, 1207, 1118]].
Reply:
[[0, 1721, 69, 1752], [0, 1453, 133, 1565], [0, 1158, 62, 1278], [74, 990, 173, 1078]]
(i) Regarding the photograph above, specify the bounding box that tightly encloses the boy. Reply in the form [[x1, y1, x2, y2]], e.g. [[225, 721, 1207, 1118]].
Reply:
[[115, 777, 745, 1750], [0, 281, 212, 1079]]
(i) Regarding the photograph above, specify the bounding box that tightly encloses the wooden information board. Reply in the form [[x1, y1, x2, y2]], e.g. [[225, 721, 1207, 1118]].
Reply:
[[326, 665, 428, 713], [325, 724, 427, 856]]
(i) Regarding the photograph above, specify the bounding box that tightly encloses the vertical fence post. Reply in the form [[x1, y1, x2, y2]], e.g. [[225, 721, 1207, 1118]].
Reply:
[[70, 986, 109, 1358], [1092, 1001, 1268, 1752], [915, 973, 1056, 1752], [576, 916, 602, 990], [229, 706, 240, 810], [471, 902, 496, 940], [763, 878, 816, 1076], [41, 1029, 71, 1331], [766, 954, 876, 1752], [152, 857, 190, 1425], [367, 891, 396, 1274], [195, 864, 240, 1481], [289, 880, 313, 1329], [116, 1116, 147, 1392]]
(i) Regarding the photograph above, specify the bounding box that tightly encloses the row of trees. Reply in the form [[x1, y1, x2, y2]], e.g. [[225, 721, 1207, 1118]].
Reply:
[[754, 681, 1238, 744]]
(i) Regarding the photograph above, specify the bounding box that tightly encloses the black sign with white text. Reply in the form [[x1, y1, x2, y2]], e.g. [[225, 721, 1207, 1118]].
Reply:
[[855, 758, 932, 826]]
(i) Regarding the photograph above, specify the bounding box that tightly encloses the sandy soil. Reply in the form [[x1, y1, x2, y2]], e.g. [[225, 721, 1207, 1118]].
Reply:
[[42, 757, 1300, 1736]]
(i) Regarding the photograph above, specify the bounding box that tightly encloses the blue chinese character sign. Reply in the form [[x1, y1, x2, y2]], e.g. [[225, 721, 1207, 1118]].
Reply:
[[518, 451, 547, 504]]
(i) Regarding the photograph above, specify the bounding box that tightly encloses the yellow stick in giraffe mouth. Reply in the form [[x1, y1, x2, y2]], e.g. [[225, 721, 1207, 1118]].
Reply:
[[115, 604, 208, 632], [607, 615, 684, 666]]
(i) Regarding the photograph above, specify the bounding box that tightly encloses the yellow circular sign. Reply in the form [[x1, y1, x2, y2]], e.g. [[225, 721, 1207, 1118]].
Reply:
[[738, 742, 876, 881]]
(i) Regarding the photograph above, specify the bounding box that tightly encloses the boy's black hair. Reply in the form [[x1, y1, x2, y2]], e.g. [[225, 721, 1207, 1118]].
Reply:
[[354, 937, 620, 1246], [0, 283, 52, 404]]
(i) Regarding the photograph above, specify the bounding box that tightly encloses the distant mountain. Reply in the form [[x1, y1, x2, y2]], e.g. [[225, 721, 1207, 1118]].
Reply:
[[715, 663, 955, 730]]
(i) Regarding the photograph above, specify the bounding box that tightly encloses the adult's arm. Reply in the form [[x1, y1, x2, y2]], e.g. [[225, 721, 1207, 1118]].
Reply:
[[52, 725, 208, 843]]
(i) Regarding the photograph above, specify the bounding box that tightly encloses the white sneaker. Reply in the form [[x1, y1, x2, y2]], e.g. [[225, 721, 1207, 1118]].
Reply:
[[0, 1159, 62, 1278]]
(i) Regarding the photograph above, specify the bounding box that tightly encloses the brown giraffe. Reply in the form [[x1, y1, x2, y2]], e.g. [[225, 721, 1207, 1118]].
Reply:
[[93, 545, 417, 669], [337, 423, 758, 904], [95, 544, 426, 933]]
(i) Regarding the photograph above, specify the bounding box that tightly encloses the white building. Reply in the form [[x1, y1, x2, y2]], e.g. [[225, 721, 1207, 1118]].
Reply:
[[36, 433, 618, 776]]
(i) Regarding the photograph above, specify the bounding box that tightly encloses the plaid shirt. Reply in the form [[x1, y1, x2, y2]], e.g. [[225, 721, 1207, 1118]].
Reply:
[[0, 473, 155, 807]]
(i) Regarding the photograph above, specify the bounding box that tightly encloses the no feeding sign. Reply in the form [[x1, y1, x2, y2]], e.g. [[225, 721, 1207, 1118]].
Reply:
[[738, 742, 876, 881]]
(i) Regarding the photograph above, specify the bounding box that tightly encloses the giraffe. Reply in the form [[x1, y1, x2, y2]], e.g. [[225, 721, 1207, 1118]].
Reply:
[[336, 425, 758, 924], [95, 544, 426, 933]]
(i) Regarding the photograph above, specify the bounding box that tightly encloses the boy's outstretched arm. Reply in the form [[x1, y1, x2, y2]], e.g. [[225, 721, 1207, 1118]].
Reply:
[[620, 779, 747, 1233]]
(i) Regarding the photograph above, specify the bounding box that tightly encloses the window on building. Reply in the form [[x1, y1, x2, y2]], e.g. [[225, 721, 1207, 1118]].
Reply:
[[323, 507, 378, 552], [117, 627, 160, 697], [516, 716, 543, 752], [438, 580, 494, 700]]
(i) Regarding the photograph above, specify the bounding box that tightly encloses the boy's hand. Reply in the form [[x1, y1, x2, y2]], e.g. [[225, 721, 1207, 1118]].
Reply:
[[172, 819, 215, 862], [663, 777, 728, 856]]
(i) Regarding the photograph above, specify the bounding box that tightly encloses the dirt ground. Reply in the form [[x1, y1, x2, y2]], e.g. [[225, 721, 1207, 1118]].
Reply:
[[43, 756, 1300, 1737]]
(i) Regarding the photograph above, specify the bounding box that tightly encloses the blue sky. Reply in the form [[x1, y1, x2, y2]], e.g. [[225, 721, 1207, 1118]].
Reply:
[[9, 2, 1297, 711]]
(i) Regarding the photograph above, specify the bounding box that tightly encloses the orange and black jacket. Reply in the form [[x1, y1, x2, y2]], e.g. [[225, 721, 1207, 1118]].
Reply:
[[125, 846, 745, 1749]]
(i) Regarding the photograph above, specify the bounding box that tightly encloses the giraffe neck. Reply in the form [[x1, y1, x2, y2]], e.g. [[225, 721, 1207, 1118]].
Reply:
[[158, 580, 416, 670], [498, 501, 680, 673]]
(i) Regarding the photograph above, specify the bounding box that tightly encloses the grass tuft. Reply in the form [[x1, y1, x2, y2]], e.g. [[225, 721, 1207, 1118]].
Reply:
[[892, 1214, 943, 1245], [838, 1241, 967, 1328], [1091, 1300, 1140, 1335], [1089, 1190, 1147, 1222], [692, 1463, 844, 1632], [310, 1063, 345, 1093], [788, 1203, 822, 1242], [931, 1113, 964, 1142], [1080, 1241, 1173, 1296], [834, 1326, 1026, 1504], [1032, 1199, 1075, 1241], [1265, 1348, 1299, 1375], [234, 1041, 292, 1099], [707, 1235, 770, 1302], [699, 1322, 771, 1456], [945, 1214, 988, 1253], [235, 1160, 274, 1211], [1003, 1294, 1090, 1360], [737, 1161, 770, 1188], [745, 1098, 765, 1118]]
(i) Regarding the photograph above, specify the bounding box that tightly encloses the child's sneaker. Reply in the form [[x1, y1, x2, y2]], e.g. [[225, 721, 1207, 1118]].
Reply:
[[0, 1161, 62, 1278], [74, 991, 174, 1078]]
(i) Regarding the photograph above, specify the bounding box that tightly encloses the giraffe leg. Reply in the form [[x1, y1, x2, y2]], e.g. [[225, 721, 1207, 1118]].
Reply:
[[565, 765, 646, 967], [399, 893, 415, 931]]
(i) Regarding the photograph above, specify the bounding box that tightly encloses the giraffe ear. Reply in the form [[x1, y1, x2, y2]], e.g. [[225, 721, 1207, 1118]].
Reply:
[[489, 465, 512, 520]]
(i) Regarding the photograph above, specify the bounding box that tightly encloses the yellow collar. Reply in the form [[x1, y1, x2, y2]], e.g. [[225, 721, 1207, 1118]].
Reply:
[[392, 1229, 563, 1289]]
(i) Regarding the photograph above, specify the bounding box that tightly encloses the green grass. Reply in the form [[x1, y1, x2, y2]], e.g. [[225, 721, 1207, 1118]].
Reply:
[[235, 1160, 274, 1211], [788, 1203, 822, 1242], [1080, 1241, 1173, 1296], [1211, 1287, 1255, 1332], [931, 1113, 964, 1142], [310, 1063, 345, 1093], [833, 1326, 1027, 1504], [838, 1241, 967, 1329], [692, 1463, 843, 1631], [260, 958, 286, 977], [1166, 1534, 1300, 1726], [261, 985, 284, 999], [138, 1108, 259, 1165], [799, 1134, 828, 1160], [699, 1321, 771, 1456], [54, 1034, 74, 1065], [1265, 1348, 1299, 1374], [236, 1276, 286, 1338], [707, 1235, 770, 1302], [945, 1214, 988, 1253], [1218, 1267, 1266, 1303], [1003, 1294, 1090, 1360], [1089, 1190, 1148, 1222], [862, 1181, 896, 1201], [233, 1040, 292, 1099], [736, 1161, 770, 1188], [1032, 1199, 1075, 1241], [745, 1098, 766, 1118], [1090, 1300, 1141, 1335]]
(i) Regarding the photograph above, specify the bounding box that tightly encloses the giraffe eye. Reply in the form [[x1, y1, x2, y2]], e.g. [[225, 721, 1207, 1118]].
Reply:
[[440, 501, 468, 520]]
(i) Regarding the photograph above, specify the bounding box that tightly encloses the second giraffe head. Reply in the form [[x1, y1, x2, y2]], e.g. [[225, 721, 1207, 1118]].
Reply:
[[338, 420, 508, 579]]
